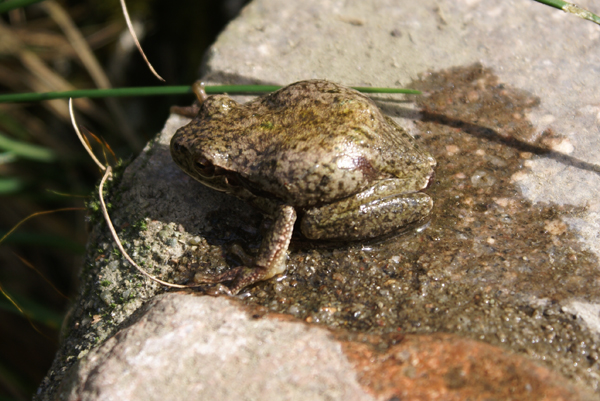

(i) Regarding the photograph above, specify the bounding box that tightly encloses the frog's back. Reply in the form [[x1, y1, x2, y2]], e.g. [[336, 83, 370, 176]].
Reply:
[[194, 80, 435, 207]]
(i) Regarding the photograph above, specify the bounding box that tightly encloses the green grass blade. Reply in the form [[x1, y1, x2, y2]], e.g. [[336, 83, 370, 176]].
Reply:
[[0, 111, 30, 140], [0, 291, 64, 329], [0, 132, 56, 162], [0, 84, 421, 103], [0, 177, 23, 194], [534, 0, 600, 25], [0, 152, 18, 165], [0, 86, 191, 103], [0, 0, 45, 14]]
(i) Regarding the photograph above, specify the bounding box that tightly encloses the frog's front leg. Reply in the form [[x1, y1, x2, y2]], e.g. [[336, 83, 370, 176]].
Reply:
[[194, 205, 296, 295], [300, 178, 433, 241]]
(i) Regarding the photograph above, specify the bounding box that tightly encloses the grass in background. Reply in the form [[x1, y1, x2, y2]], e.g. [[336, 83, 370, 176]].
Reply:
[[0, 1, 248, 399]]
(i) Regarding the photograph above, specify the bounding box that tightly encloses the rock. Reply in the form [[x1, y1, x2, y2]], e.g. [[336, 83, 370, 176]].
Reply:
[[56, 293, 595, 401], [37, 0, 600, 399]]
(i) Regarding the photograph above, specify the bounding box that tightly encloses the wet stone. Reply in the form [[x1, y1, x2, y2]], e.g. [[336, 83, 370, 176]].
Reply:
[[176, 64, 600, 391], [339, 331, 597, 401]]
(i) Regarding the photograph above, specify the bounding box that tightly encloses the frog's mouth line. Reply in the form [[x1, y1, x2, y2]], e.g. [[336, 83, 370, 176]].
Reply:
[[190, 159, 279, 203], [190, 163, 240, 193]]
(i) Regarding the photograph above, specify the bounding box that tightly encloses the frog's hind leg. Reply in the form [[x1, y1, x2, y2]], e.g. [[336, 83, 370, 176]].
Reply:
[[301, 183, 433, 242], [192, 266, 243, 295], [194, 205, 296, 295]]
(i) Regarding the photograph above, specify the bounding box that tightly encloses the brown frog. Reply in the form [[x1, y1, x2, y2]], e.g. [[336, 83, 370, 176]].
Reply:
[[170, 79, 436, 294]]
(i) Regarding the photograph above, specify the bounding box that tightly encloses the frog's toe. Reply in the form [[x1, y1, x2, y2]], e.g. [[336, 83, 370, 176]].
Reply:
[[203, 283, 233, 296], [193, 266, 243, 285], [229, 243, 255, 266], [228, 266, 268, 295], [193, 266, 268, 295], [169, 104, 200, 118]]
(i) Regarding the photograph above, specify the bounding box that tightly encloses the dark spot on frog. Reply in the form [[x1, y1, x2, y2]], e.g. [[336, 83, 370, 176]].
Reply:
[[353, 156, 378, 179]]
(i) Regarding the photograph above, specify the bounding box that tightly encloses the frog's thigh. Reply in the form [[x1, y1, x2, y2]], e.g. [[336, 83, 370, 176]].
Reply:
[[301, 192, 432, 241]]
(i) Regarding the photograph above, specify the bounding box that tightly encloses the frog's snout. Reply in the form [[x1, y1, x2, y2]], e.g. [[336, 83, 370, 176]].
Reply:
[[170, 131, 197, 174], [170, 136, 185, 155]]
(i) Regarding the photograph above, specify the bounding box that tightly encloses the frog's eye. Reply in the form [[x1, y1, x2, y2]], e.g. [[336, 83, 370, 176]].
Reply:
[[195, 157, 215, 177]]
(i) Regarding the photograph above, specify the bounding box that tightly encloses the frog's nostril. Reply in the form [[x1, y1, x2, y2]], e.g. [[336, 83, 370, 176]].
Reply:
[[195, 158, 215, 177]]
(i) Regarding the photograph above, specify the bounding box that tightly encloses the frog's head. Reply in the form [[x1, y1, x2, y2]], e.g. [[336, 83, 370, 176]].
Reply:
[[171, 83, 244, 193], [171, 119, 243, 195]]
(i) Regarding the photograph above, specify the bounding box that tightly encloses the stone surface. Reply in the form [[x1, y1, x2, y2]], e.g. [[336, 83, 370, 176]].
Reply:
[[56, 293, 374, 401], [343, 331, 596, 401], [37, 0, 600, 399], [57, 293, 596, 401], [563, 301, 600, 335]]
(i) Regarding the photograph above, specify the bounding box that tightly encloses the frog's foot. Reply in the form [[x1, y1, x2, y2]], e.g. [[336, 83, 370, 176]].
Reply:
[[193, 266, 271, 295], [229, 243, 255, 266], [227, 266, 270, 295], [194, 205, 296, 295], [193, 266, 243, 286], [192, 266, 257, 295], [169, 82, 208, 117], [170, 104, 199, 118]]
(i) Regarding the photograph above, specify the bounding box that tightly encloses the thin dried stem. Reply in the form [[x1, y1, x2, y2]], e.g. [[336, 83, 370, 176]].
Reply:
[[98, 166, 200, 289], [13, 253, 70, 300], [69, 98, 105, 171], [71, 98, 196, 288], [0, 281, 56, 343], [42, 1, 112, 89], [0, 207, 83, 246], [0, 19, 105, 122], [119, 0, 165, 82], [43, 0, 141, 150]]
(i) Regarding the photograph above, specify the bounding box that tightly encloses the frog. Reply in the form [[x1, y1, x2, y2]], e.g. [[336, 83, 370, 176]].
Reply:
[[170, 79, 436, 295]]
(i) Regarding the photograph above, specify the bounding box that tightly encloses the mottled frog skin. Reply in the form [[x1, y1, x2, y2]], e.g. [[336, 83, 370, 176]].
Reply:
[[170, 79, 435, 294]]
